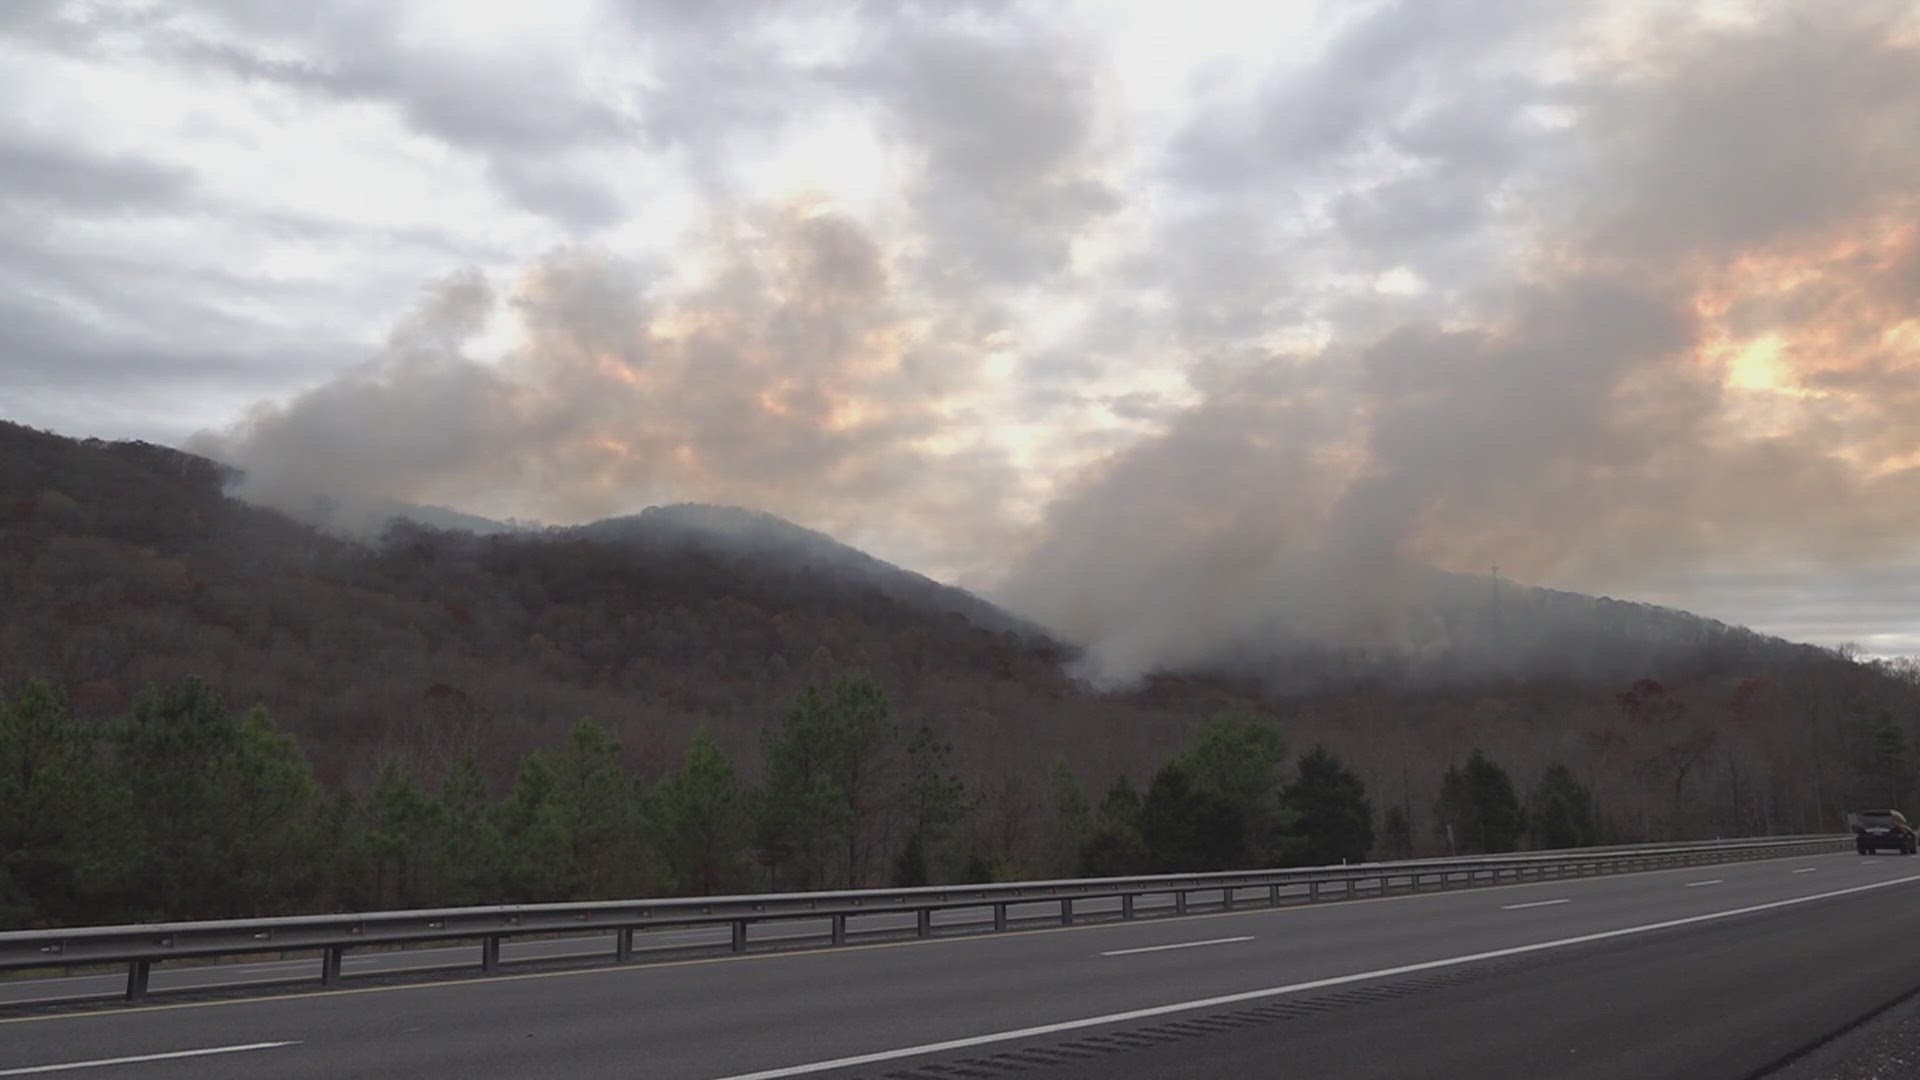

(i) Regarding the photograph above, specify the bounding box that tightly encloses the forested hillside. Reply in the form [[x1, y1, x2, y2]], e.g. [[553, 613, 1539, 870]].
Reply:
[[5, 419, 1919, 926]]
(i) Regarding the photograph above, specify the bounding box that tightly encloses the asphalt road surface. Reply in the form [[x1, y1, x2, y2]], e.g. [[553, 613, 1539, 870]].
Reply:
[[3, 851, 1916, 1079]]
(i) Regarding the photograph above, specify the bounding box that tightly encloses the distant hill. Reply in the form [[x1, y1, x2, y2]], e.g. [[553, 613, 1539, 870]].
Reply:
[[572, 505, 1046, 641], [3, 417, 1912, 858]]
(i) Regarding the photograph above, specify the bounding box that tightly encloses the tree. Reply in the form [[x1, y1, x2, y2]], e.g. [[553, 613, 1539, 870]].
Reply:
[[1285, 746, 1374, 865], [1435, 750, 1526, 854], [363, 760, 439, 907], [1076, 775, 1147, 876], [1856, 707, 1914, 811], [1528, 764, 1597, 849], [1176, 712, 1293, 866], [432, 751, 500, 903], [894, 724, 970, 886], [1137, 761, 1244, 872], [647, 730, 750, 895], [1619, 678, 1716, 837], [1381, 804, 1414, 859], [1046, 759, 1090, 874], [0, 680, 114, 927], [108, 679, 319, 919], [495, 719, 640, 901], [756, 677, 898, 889]]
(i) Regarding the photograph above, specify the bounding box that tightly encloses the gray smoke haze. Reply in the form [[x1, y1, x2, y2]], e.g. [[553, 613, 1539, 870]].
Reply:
[[163, 1, 1920, 676], [1003, 2, 1920, 679]]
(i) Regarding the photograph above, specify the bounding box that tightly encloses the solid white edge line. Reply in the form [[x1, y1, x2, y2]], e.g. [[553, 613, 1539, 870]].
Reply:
[[0, 1042, 299, 1077], [1100, 937, 1255, 957], [704, 872, 1920, 1080], [1499, 899, 1571, 911], [1685, 880, 1724, 887]]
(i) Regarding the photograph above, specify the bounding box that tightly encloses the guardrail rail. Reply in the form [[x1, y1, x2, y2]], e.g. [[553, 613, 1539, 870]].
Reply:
[[0, 834, 1850, 1001]]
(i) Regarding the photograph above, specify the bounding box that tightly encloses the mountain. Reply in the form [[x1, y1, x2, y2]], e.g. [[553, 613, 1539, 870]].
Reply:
[[3, 418, 1912, 853], [571, 505, 1045, 640]]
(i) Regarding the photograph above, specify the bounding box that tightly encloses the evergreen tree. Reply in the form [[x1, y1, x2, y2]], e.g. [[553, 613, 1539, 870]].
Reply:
[[1857, 707, 1914, 810], [1137, 761, 1244, 872], [1046, 759, 1090, 874], [495, 719, 640, 901], [1285, 746, 1374, 865], [1528, 764, 1598, 849], [1381, 804, 1414, 859], [0, 680, 114, 927], [1175, 712, 1293, 866], [108, 679, 320, 918], [893, 724, 970, 886], [364, 760, 439, 906], [432, 751, 499, 903], [1435, 750, 1527, 854], [756, 677, 897, 889], [646, 730, 750, 895], [1076, 775, 1147, 876]]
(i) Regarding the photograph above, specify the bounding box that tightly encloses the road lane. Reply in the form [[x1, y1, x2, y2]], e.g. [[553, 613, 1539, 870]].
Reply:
[[0, 850, 1908, 1079]]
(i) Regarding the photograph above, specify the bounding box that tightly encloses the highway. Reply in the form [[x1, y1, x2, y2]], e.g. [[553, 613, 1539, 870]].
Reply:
[[2, 851, 1917, 1078]]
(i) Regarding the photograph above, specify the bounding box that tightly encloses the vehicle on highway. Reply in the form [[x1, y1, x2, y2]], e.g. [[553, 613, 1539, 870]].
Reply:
[[1849, 810, 1917, 854]]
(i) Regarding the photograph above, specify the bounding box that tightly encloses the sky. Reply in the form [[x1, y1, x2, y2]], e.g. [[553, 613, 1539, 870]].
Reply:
[[3, 0, 1919, 667]]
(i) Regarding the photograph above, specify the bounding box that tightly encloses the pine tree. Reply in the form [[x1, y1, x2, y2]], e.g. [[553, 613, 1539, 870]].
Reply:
[[432, 751, 499, 903], [1528, 764, 1598, 849], [1175, 712, 1294, 866], [495, 719, 640, 901], [1046, 759, 1089, 874], [647, 730, 750, 895], [1075, 775, 1147, 876], [894, 724, 969, 886], [0, 680, 115, 927], [364, 760, 439, 906], [109, 680, 319, 918], [1285, 746, 1374, 865], [757, 677, 897, 889], [1381, 804, 1414, 859], [1138, 761, 1244, 872], [1436, 750, 1527, 854]]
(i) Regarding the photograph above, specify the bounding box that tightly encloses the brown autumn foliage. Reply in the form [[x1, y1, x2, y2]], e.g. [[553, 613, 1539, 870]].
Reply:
[[3, 419, 1917, 871]]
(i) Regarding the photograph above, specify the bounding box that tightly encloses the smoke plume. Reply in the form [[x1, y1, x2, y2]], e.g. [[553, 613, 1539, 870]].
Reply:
[[186, 2, 1920, 678]]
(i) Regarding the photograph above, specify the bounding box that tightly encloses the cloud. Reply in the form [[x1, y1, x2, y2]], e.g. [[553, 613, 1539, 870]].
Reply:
[[1003, 1, 1920, 679], [191, 202, 1023, 568]]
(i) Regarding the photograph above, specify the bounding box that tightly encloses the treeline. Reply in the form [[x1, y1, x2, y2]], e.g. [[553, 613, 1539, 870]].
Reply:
[[6, 673, 1646, 930]]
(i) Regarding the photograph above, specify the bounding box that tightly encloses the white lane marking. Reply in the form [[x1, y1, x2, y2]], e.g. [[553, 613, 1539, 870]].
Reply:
[[1101, 936, 1254, 957], [1685, 880, 1724, 887], [1793, 867, 1818, 874], [0, 1042, 298, 1076], [705, 872, 1920, 1080], [1499, 899, 1570, 911]]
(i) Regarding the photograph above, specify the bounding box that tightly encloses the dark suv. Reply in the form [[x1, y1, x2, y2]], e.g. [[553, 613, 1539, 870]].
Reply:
[[1852, 810, 1917, 855]]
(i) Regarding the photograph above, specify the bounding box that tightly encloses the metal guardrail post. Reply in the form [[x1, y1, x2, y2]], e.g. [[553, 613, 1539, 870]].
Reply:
[[832, 914, 848, 944], [1270, 883, 1282, 906], [320, 945, 344, 985], [1174, 891, 1188, 915], [1120, 895, 1134, 920], [481, 935, 501, 972], [918, 909, 934, 937], [731, 920, 747, 953], [1308, 880, 1320, 902], [1060, 899, 1074, 926], [994, 903, 1009, 930], [1222, 887, 1234, 911], [615, 928, 633, 962], [125, 960, 150, 999], [1346, 875, 1357, 898]]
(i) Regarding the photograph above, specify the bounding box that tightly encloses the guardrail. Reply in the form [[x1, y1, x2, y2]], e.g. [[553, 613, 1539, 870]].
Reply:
[[0, 834, 1849, 1001]]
